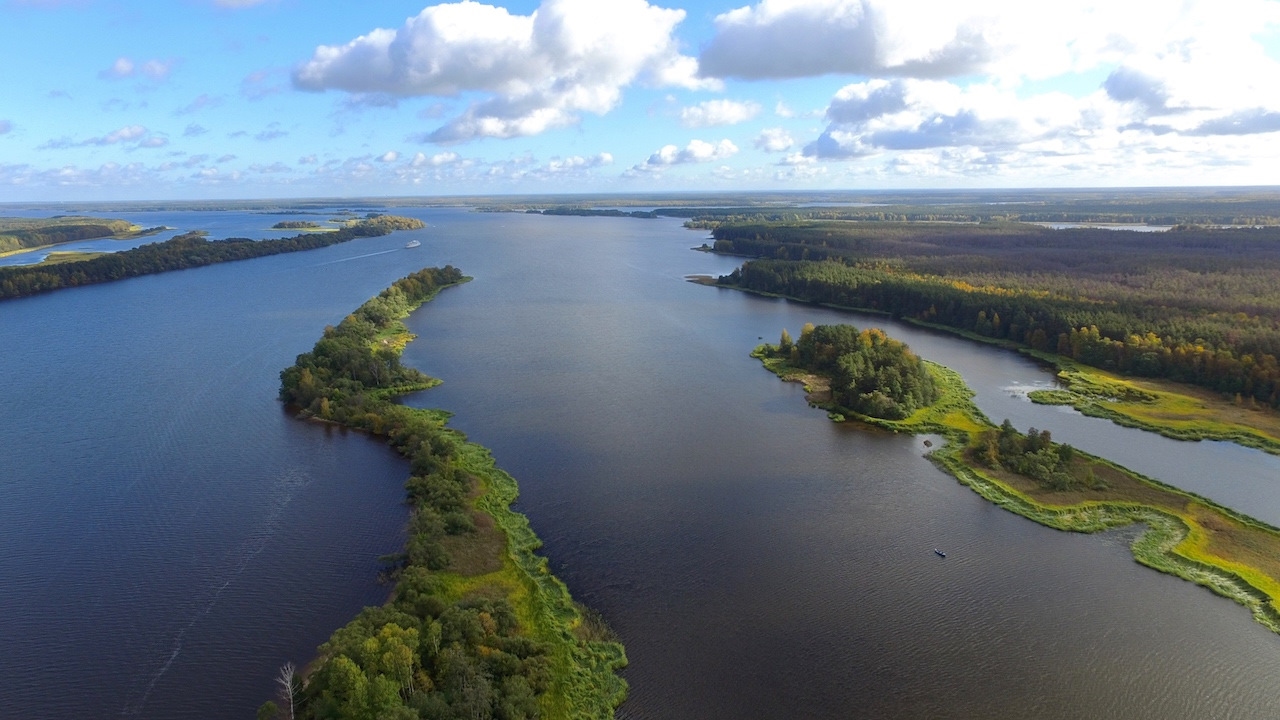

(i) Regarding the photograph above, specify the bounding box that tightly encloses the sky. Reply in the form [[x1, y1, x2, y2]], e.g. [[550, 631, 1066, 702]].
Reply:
[[2, 0, 1279, 201]]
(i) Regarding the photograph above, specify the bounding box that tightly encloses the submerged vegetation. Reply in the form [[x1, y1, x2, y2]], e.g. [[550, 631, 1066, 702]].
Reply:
[[273, 267, 626, 720], [754, 328, 1280, 635], [0, 215, 424, 301]]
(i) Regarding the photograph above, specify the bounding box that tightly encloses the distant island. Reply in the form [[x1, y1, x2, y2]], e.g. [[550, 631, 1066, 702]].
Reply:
[[271, 220, 336, 231], [536, 207, 658, 219], [0, 214, 424, 301], [0, 216, 165, 257], [754, 322, 1280, 635]]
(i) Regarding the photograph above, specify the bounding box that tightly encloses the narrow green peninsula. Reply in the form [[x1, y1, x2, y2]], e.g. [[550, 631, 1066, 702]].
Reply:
[[757, 323, 1280, 635], [273, 267, 625, 720], [0, 214, 424, 301]]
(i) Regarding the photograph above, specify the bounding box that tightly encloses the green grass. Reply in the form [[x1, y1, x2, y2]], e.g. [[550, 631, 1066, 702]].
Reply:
[[0, 217, 162, 255], [269, 226, 339, 233], [1023, 351, 1280, 455], [300, 275, 626, 719], [35, 251, 108, 266], [724, 279, 1280, 456], [456, 439, 628, 718], [755, 341, 1280, 635]]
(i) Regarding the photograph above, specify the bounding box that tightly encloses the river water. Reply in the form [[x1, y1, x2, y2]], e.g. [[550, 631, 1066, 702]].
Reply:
[[2, 207, 1279, 718]]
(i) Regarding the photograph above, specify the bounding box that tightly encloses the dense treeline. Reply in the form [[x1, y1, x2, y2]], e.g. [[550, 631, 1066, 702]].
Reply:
[[676, 188, 1280, 226], [0, 217, 156, 253], [972, 421, 1106, 492], [687, 208, 1280, 227], [279, 266, 463, 415], [272, 220, 324, 229], [274, 266, 624, 720], [536, 207, 658, 219], [0, 215, 425, 300], [276, 266, 554, 719], [715, 220, 1280, 407], [762, 322, 938, 419]]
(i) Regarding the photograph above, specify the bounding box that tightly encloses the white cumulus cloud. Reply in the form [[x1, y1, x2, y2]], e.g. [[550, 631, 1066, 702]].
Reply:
[[412, 151, 462, 167], [804, 79, 1079, 159], [679, 99, 761, 127], [294, 0, 714, 143], [544, 153, 613, 172], [632, 138, 738, 173], [699, 0, 1280, 87], [754, 127, 794, 152], [699, 0, 994, 80], [100, 56, 174, 80]]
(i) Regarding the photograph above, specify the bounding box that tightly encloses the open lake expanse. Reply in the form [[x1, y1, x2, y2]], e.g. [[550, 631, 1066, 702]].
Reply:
[[4, 207, 1280, 718]]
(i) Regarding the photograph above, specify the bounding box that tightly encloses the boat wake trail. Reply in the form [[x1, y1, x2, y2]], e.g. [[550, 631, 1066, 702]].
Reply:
[[310, 248, 401, 266], [120, 466, 311, 717]]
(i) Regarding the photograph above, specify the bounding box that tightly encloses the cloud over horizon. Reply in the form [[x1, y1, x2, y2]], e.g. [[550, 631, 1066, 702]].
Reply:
[[6, 0, 1280, 198], [294, 0, 715, 143], [679, 99, 761, 127], [630, 137, 738, 173]]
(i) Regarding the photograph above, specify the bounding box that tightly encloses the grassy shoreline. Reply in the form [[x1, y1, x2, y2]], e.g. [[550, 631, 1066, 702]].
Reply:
[[754, 344, 1280, 634], [278, 269, 625, 718], [709, 277, 1280, 454], [1020, 351, 1280, 455]]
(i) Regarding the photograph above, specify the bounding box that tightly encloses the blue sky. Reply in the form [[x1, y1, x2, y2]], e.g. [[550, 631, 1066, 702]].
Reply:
[[2, 0, 1279, 200]]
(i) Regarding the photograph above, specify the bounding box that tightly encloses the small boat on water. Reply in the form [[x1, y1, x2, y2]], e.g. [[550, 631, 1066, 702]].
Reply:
[[405, 239, 421, 248], [934, 548, 946, 558]]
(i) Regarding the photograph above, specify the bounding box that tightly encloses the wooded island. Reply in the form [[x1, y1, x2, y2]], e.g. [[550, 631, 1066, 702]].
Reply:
[[0, 214, 425, 300], [703, 217, 1280, 452], [754, 323, 1280, 636]]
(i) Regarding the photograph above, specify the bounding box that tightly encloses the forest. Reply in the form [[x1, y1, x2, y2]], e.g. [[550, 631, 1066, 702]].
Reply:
[[668, 187, 1280, 227], [760, 323, 938, 420], [535, 207, 658, 219], [0, 214, 424, 300], [278, 266, 545, 719], [275, 266, 625, 720], [713, 220, 1280, 408], [971, 421, 1104, 492], [0, 216, 162, 253]]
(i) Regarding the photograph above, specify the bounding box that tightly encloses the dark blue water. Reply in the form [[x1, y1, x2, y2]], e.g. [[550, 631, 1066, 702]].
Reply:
[[2, 207, 1279, 719], [0, 224, 434, 717]]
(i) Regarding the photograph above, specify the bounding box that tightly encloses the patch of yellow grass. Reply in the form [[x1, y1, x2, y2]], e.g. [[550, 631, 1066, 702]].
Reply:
[[1030, 355, 1280, 453], [755, 339, 1280, 634]]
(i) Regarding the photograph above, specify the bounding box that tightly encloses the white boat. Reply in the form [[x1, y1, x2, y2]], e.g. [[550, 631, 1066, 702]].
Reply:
[[405, 239, 421, 248]]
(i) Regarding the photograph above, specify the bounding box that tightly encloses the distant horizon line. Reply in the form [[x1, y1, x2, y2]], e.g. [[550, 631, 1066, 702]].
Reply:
[[3, 184, 1280, 208]]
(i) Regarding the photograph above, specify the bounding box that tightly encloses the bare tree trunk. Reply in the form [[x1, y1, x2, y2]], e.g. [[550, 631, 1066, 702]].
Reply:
[[276, 662, 297, 720]]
